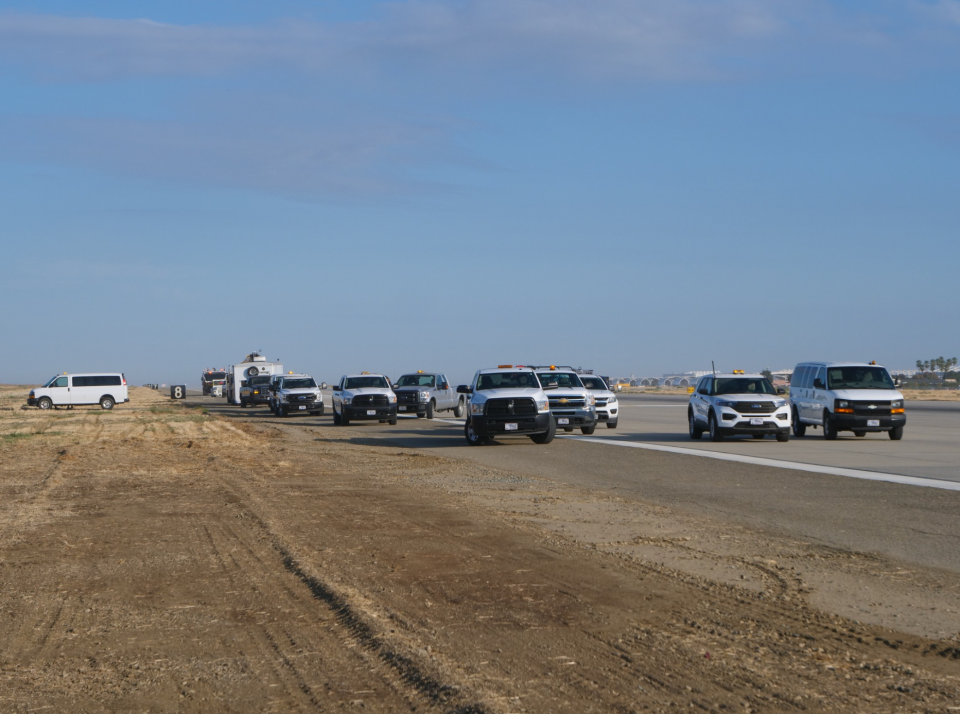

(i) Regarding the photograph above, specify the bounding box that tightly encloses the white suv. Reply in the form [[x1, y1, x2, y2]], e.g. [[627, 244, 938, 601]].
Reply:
[[578, 373, 618, 429], [688, 371, 790, 442], [789, 362, 905, 440], [457, 366, 555, 446], [332, 373, 398, 426]]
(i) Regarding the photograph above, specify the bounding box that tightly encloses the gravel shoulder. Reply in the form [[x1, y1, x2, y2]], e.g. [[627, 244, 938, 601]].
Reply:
[[1, 387, 958, 712]]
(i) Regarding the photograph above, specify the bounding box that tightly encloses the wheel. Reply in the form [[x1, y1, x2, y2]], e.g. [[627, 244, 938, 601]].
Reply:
[[823, 411, 838, 440], [854, 431, 866, 438], [776, 432, 789, 442], [792, 409, 806, 437], [333, 407, 342, 425], [564, 428, 573, 432], [580, 424, 596, 435], [99, 396, 114, 410], [279, 405, 288, 418], [453, 399, 465, 418], [389, 417, 398, 426], [240, 399, 248, 408], [465, 420, 487, 446], [708, 412, 723, 442], [752, 434, 765, 439], [606, 420, 618, 429], [889, 426, 904, 441], [416, 412, 425, 418], [688, 410, 703, 439], [426, 400, 435, 419], [530, 417, 557, 444], [37, 397, 53, 410], [341, 410, 350, 426]]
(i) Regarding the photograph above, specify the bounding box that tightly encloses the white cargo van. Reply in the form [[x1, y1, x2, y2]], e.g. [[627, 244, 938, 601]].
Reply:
[[28, 373, 129, 410]]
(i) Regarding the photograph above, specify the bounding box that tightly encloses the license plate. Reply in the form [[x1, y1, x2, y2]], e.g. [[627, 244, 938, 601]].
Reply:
[[867, 419, 880, 427], [399, 406, 406, 411], [299, 405, 306, 410], [367, 410, 377, 416], [504, 423, 518, 431], [750, 418, 763, 426], [557, 418, 570, 425]]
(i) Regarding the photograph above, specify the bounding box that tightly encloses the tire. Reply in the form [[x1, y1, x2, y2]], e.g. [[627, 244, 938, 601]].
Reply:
[[564, 428, 573, 432], [854, 431, 866, 438], [823, 411, 838, 440], [606, 420, 618, 429], [581, 424, 596, 435], [688, 410, 703, 439], [341, 410, 350, 426], [465, 420, 487, 446], [530, 417, 556, 444], [37, 397, 53, 410], [99, 396, 114, 410], [426, 400, 435, 419], [709, 412, 723, 442], [416, 412, 425, 419], [792, 409, 806, 437], [889, 426, 904, 441], [389, 417, 398, 426], [333, 407, 342, 425], [240, 399, 248, 408], [279, 406, 288, 418], [776, 432, 789, 442], [454, 399, 465, 418]]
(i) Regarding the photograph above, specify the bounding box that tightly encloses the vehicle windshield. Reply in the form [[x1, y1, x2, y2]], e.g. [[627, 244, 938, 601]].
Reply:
[[282, 378, 317, 389], [396, 374, 435, 387], [344, 376, 389, 389], [713, 378, 777, 396], [476, 372, 541, 390], [249, 376, 271, 385], [580, 376, 608, 390], [827, 366, 894, 390], [205, 372, 226, 380], [536, 372, 583, 389], [43, 375, 60, 387]]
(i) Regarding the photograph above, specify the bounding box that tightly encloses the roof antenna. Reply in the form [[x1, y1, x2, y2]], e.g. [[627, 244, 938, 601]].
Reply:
[[712, 360, 716, 377]]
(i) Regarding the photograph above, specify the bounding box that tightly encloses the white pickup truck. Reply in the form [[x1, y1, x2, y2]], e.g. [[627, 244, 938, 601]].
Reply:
[[392, 371, 466, 419]]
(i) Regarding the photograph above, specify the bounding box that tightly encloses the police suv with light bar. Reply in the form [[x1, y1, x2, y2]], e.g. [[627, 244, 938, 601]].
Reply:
[[457, 366, 556, 446], [688, 370, 791, 442]]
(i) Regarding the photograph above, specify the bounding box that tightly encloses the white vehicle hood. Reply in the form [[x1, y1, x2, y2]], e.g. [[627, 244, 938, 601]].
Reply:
[[829, 389, 903, 402], [717, 393, 782, 401], [473, 388, 542, 402], [344, 388, 394, 396]]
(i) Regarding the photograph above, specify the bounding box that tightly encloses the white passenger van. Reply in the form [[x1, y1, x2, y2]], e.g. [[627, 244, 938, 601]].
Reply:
[[789, 362, 905, 440], [28, 373, 129, 410]]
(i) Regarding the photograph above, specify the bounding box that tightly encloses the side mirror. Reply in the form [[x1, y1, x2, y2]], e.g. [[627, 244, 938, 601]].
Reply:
[[456, 385, 472, 394], [332, 385, 341, 392], [698, 389, 708, 396], [440, 383, 449, 390], [321, 382, 327, 389], [813, 378, 825, 389], [894, 378, 902, 388], [776, 387, 786, 395]]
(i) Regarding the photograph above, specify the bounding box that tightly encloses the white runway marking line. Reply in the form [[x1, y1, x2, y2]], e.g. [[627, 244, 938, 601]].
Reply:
[[561, 436, 960, 492]]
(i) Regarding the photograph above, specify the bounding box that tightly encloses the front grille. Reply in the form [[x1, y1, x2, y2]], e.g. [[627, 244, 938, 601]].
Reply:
[[595, 398, 609, 406], [485, 398, 537, 416], [732, 402, 777, 414], [548, 397, 586, 409], [396, 391, 419, 405], [852, 400, 892, 416], [353, 394, 389, 407], [287, 394, 317, 404]]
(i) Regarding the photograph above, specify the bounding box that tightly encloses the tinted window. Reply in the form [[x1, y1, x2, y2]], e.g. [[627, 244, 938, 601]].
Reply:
[[800, 366, 815, 389], [396, 374, 436, 387], [281, 378, 317, 389], [72, 375, 122, 387], [815, 367, 827, 388], [792, 366, 806, 388], [581, 376, 607, 390], [476, 372, 541, 390], [714, 378, 777, 396], [827, 366, 894, 390], [344, 376, 389, 389], [52, 376, 68, 388], [536, 372, 583, 389], [700, 378, 712, 394]]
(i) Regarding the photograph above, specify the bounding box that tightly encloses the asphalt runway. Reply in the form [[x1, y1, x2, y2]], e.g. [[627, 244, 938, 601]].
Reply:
[[189, 391, 960, 574]]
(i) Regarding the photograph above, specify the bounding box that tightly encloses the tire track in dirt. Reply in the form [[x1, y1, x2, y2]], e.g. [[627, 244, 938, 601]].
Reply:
[[209, 477, 489, 714]]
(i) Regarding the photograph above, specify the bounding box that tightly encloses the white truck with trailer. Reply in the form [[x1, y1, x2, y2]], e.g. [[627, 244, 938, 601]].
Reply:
[[225, 353, 283, 406]]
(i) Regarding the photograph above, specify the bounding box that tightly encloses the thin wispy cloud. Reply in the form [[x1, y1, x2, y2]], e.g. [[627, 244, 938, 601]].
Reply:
[[2, 0, 940, 84]]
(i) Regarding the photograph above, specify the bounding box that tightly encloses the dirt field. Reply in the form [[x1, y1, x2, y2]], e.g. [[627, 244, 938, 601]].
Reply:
[[1, 386, 959, 712]]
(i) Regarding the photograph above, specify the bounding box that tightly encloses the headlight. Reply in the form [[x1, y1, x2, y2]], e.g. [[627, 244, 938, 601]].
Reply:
[[716, 400, 737, 408], [29, 390, 35, 397], [837, 400, 849, 408], [607, 395, 616, 403], [536, 398, 549, 411], [835, 399, 853, 414], [892, 400, 903, 408], [585, 394, 596, 406], [389, 394, 397, 403], [343, 396, 353, 405], [774, 399, 786, 407], [419, 391, 430, 402], [471, 402, 484, 415]]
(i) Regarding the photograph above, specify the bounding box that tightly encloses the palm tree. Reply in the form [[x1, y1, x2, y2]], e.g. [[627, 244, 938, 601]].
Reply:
[[916, 360, 924, 372]]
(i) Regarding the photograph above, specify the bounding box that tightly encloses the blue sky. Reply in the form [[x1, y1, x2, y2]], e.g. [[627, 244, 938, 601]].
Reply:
[[1, 1, 958, 387]]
